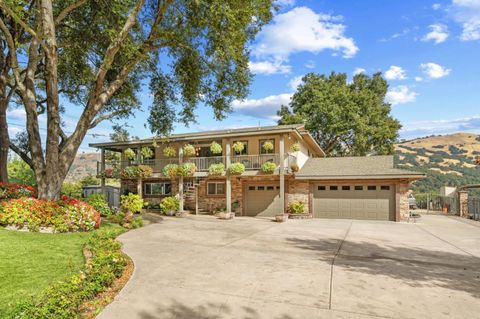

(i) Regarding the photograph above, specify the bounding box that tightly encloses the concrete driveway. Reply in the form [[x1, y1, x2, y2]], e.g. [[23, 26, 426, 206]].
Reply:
[[98, 215, 480, 319]]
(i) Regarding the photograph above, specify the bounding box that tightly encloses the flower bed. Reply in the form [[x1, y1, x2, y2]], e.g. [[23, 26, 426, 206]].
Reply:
[[0, 183, 37, 200], [0, 196, 101, 232]]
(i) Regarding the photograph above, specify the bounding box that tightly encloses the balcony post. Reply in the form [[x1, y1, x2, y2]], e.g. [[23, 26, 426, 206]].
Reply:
[[279, 134, 285, 215], [100, 148, 106, 197], [178, 145, 184, 212], [136, 148, 143, 197], [226, 140, 231, 214]]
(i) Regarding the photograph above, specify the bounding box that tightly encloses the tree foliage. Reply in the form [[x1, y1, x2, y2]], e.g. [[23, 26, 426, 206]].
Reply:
[[278, 72, 401, 156]]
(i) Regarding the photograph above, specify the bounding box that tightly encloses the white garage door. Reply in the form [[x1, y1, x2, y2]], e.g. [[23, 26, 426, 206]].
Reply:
[[313, 184, 395, 221], [245, 184, 281, 217]]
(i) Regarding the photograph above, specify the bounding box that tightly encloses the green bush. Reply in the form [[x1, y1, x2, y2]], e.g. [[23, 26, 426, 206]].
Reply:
[[123, 148, 136, 160], [121, 193, 144, 228], [210, 141, 222, 155], [288, 201, 305, 214], [182, 144, 196, 157], [131, 216, 144, 229], [85, 193, 112, 217], [208, 163, 225, 176], [261, 162, 277, 174], [162, 163, 179, 178], [61, 182, 83, 199], [160, 196, 179, 213], [228, 162, 245, 175], [162, 146, 176, 157], [13, 228, 127, 319]]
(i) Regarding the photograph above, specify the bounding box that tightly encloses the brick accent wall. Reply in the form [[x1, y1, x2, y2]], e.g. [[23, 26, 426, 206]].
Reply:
[[458, 191, 469, 218], [287, 179, 310, 215], [398, 182, 411, 221]]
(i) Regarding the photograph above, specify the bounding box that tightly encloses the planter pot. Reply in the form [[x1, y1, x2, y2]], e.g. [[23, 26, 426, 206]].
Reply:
[[275, 214, 289, 222], [175, 211, 188, 218], [288, 213, 312, 220], [217, 212, 232, 220], [165, 210, 176, 217]]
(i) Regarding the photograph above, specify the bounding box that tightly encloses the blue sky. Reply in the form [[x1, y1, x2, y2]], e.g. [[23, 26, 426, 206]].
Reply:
[[6, 0, 480, 153]]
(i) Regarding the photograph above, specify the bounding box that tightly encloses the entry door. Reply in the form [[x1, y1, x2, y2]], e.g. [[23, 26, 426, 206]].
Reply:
[[245, 184, 281, 217]]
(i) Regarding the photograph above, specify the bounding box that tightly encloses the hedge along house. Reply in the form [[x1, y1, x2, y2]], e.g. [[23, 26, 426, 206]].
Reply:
[[90, 124, 425, 221]]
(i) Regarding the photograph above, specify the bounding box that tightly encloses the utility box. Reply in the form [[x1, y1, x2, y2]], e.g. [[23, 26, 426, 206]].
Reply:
[[440, 186, 457, 198]]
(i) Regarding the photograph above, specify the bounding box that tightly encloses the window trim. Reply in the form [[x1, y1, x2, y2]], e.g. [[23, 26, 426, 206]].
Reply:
[[144, 182, 172, 196], [207, 181, 226, 196]]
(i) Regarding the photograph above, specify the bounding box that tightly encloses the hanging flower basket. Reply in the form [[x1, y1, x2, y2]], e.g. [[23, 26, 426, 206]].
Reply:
[[290, 143, 300, 152], [232, 141, 245, 154], [208, 163, 225, 176], [183, 144, 196, 157], [210, 141, 222, 155], [163, 146, 176, 158], [262, 141, 274, 152], [137, 165, 153, 178], [261, 162, 277, 174], [179, 162, 197, 177], [162, 164, 179, 178], [141, 147, 154, 159], [124, 148, 136, 160], [228, 162, 245, 175]]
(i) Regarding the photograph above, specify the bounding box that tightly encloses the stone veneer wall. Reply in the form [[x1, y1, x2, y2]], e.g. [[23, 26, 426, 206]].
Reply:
[[287, 179, 310, 215], [398, 182, 411, 221]]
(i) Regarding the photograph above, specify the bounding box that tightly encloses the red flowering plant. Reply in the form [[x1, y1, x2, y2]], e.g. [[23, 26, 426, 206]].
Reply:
[[0, 183, 37, 200]]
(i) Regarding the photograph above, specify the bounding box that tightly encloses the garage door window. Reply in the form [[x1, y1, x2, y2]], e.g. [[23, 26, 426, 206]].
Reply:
[[330, 186, 338, 190], [207, 182, 225, 195], [318, 186, 326, 191], [381, 185, 390, 190], [342, 186, 351, 191], [355, 186, 363, 191], [368, 186, 376, 191]]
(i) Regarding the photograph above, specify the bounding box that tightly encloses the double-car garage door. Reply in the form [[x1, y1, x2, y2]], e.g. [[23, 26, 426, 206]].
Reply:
[[313, 184, 395, 221]]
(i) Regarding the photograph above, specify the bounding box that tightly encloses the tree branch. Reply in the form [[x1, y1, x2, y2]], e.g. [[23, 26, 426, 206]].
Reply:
[[55, 0, 87, 25], [0, 17, 22, 88], [0, 3, 43, 48], [9, 142, 34, 168], [89, 110, 126, 129]]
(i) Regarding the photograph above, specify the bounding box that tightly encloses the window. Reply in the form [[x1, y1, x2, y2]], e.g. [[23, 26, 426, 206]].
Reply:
[[258, 186, 265, 190], [267, 186, 274, 190], [233, 141, 248, 155], [248, 186, 255, 191], [342, 186, 351, 191], [317, 186, 326, 191], [354, 186, 363, 191], [207, 182, 225, 195], [330, 186, 338, 191], [368, 186, 376, 191], [260, 139, 275, 154], [381, 186, 390, 190], [144, 183, 171, 195]]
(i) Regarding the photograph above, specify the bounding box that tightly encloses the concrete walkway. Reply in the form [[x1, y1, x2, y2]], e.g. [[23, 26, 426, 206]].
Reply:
[[98, 215, 480, 319]]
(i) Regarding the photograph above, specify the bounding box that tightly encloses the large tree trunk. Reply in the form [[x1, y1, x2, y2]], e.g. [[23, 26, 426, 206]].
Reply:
[[0, 100, 8, 183]]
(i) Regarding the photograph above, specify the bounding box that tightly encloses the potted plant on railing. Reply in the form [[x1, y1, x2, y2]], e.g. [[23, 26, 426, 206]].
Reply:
[[163, 146, 176, 157], [124, 148, 136, 161], [261, 162, 277, 174], [121, 166, 139, 179], [262, 140, 274, 153], [208, 163, 225, 176], [179, 162, 196, 177], [232, 141, 245, 154], [287, 200, 310, 219], [162, 164, 179, 178], [137, 165, 153, 178], [183, 144, 196, 157], [210, 141, 222, 155], [101, 168, 119, 178], [228, 162, 245, 175], [160, 196, 180, 216]]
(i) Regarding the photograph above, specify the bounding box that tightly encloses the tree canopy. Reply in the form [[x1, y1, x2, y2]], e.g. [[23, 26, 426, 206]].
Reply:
[[278, 72, 401, 156], [0, 0, 274, 199]]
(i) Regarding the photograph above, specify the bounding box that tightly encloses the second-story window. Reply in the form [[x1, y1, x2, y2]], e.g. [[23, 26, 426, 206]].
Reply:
[[260, 139, 275, 154], [233, 141, 248, 155]]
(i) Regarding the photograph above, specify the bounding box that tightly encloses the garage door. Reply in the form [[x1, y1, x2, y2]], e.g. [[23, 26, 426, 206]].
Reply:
[[245, 184, 281, 217], [313, 184, 395, 221]]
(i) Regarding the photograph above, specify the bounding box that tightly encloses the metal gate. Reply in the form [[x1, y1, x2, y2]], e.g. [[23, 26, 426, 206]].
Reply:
[[468, 198, 480, 221]]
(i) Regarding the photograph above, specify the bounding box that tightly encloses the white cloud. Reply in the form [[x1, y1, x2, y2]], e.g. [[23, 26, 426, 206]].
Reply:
[[232, 93, 293, 119], [253, 7, 358, 61], [276, 0, 295, 6], [422, 24, 449, 44], [420, 62, 451, 79], [353, 67, 366, 76], [432, 3, 442, 10], [385, 86, 418, 105], [415, 76, 423, 82], [384, 66, 407, 80], [288, 75, 304, 91], [451, 0, 480, 41], [304, 60, 316, 69], [248, 60, 291, 75], [401, 115, 480, 138]]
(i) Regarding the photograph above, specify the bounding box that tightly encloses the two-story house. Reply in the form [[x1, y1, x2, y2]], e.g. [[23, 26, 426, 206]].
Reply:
[[90, 124, 424, 221]]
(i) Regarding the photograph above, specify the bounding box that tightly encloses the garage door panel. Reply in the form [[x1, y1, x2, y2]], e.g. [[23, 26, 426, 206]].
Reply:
[[245, 185, 280, 217]]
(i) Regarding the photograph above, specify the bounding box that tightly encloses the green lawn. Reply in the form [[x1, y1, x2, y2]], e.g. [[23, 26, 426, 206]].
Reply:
[[0, 223, 123, 318]]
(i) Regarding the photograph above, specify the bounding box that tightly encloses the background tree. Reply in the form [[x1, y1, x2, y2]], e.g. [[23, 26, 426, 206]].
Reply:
[[0, 0, 273, 199], [278, 72, 401, 156], [7, 157, 35, 185]]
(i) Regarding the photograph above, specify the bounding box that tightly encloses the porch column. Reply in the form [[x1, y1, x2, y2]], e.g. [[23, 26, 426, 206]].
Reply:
[[136, 147, 142, 197], [100, 148, 106, 197], [179, 145, 184, 212], [458, 191, 468, 218], [279, 134, 285, 215], [226, 140, 232, 214]]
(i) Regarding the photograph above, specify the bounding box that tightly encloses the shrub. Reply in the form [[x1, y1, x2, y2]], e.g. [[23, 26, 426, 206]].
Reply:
[[262, 140, 274, 152], [141, 147, 154, 159], [288, 201, 305, 214], [290, 143, 301, 152], [13, 228, 127, 319], [163, 146, 176, 157], [85, 194, 112, 217], [232, 141, 245, 154], [208, 163, 225, 175], [162, 163, 179, 178], [0, 183, 37, 200], [228, 162, 245, 175], [210, 141, 222, 155], [0, 196, 101, 232], [120, 193, 144, 228], [178, 162, 196, 177], [61, 182, 83, 199], [131, 216, 144, 229], [123, 148, 136, 160], [261, 162, 277, 174], [160, 196, 179, 213], [182, 144, 196, 157]]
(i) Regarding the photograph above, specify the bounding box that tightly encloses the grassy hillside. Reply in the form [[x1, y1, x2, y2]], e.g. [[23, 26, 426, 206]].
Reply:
[[394, 133, 480, 195], [66, 152, 100, 181]]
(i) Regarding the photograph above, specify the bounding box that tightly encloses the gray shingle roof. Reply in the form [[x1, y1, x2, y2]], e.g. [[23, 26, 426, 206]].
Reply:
[[296, 155, 425, 180]]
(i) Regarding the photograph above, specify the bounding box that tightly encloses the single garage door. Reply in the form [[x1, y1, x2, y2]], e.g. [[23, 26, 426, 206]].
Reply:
[[245, 184, 281, 217], [313, 184, 395, 221]]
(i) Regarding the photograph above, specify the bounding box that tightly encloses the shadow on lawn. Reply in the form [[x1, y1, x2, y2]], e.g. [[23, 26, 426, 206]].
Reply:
[[286, 237, 480, 298], [138, 300, 295, 319]]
